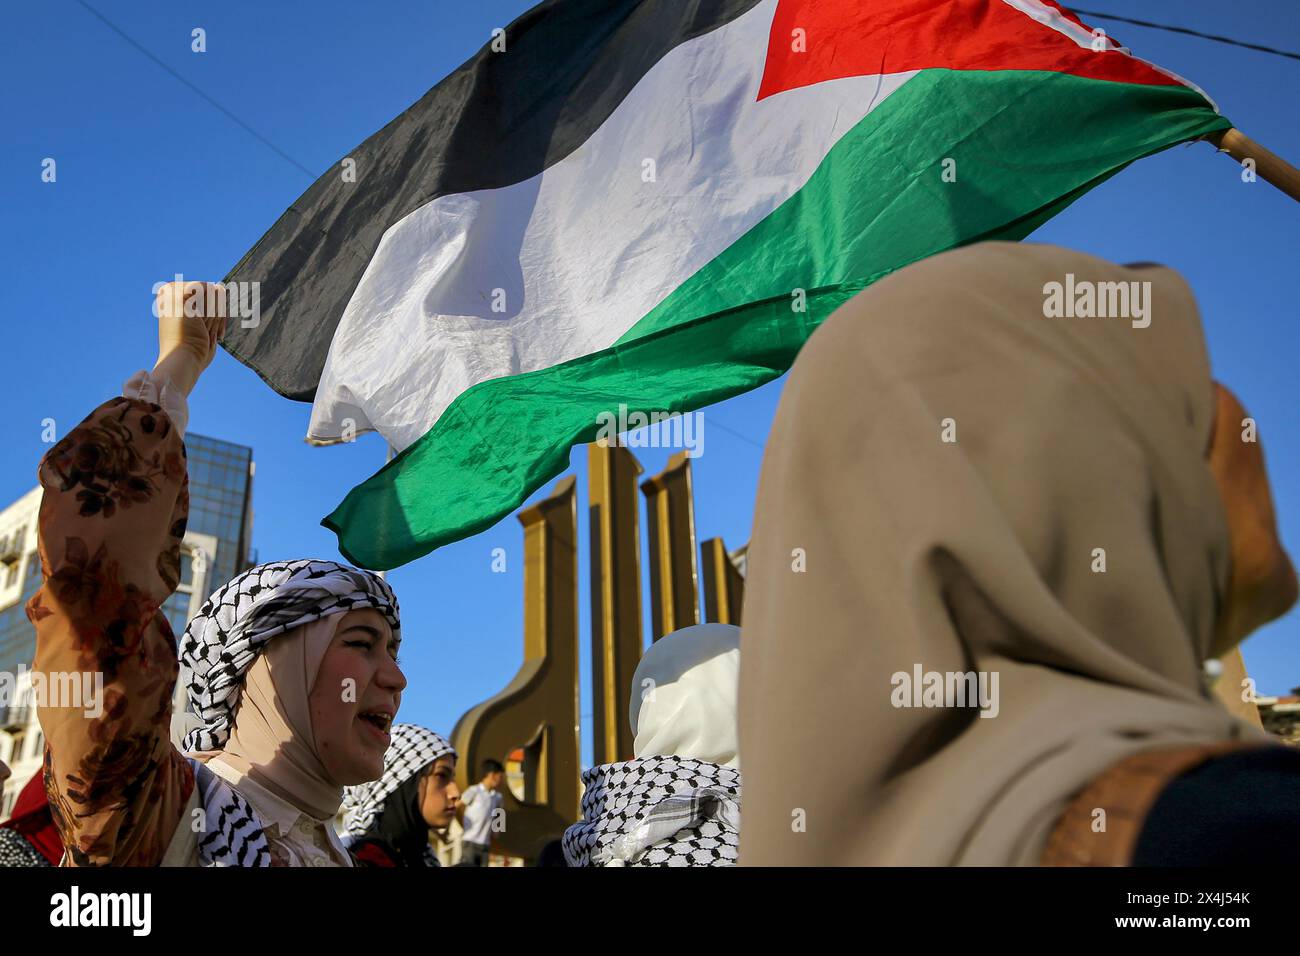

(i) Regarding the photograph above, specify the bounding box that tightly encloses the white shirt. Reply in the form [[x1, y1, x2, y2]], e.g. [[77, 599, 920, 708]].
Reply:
[[460, 784, 503, 847]]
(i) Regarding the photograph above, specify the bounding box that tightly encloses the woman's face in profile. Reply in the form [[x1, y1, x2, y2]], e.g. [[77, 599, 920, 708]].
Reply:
[[308, 608, 408, 785], [420, 755, 460, 829]]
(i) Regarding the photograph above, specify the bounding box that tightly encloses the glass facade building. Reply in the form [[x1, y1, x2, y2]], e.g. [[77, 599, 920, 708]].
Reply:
[[0, 432, 254, 674], [0, 543, 42, 683], [160, 433, 255, 637]]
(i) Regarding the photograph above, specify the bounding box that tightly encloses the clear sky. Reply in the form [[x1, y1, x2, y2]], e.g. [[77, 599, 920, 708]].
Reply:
[[3, 1, 1298, 761]]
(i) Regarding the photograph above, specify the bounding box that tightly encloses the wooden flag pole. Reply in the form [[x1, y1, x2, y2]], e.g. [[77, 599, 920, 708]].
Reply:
[[1207, 128, 1300, 203]]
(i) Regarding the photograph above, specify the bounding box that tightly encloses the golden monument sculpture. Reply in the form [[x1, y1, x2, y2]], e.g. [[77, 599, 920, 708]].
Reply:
[[449, 444, 746, 861]]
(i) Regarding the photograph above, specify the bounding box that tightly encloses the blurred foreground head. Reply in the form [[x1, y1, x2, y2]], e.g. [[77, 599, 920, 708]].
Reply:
[[738, 241, 1295, 865]]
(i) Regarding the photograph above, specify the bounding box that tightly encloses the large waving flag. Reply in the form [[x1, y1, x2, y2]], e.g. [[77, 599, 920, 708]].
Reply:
[[224, 0, 1228, 570]]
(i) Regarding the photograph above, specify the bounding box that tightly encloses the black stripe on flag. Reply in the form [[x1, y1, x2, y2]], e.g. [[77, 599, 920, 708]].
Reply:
[[223, 0, 763, 402]]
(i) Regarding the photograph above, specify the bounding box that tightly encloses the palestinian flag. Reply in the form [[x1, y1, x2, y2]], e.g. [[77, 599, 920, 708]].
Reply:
[[224, 0, 1228, 570]]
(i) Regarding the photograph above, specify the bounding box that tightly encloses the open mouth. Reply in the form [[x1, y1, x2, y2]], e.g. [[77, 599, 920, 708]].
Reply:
[[358, 711, 393, 736]]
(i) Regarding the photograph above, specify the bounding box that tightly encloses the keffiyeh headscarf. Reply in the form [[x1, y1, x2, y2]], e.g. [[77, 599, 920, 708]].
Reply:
[[562, 757, 741, 867], [180, 559, 400, 753], [342, 724, 457, 867]]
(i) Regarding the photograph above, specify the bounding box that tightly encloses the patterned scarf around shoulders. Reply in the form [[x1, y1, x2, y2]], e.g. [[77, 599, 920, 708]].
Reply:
[[562, 756, 741, 867], [191, 759, 273, 867]]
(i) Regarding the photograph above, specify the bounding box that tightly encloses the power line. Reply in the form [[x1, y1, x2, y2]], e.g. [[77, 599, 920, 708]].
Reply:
[[69, 0, 1299, 190], [70, 0, 319, 178], [1072, 8, 1300, 62], [705, 415, 768, 452]]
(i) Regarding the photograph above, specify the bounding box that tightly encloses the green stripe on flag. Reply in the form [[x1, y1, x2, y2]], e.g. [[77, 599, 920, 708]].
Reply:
[[324, 70, 1229, 569]]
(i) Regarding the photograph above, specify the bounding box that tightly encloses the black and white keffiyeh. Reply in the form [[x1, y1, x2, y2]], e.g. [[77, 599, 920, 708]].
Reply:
[[191, 758, 272, 867], [562, 756, 741, 867], [179, 559, 399, 753], [0, 828, 50, 867], [341, 724, 456, 839]]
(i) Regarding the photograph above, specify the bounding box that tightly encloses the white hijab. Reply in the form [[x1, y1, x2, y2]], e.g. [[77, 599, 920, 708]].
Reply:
[[630, 623, 741, 769]]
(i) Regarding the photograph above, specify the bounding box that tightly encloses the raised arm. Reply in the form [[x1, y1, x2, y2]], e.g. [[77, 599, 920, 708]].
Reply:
[[30, 282, 225, 865]]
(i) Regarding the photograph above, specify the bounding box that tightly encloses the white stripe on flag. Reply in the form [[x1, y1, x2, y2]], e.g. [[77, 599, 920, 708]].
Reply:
[[308, 0, 916, 449]]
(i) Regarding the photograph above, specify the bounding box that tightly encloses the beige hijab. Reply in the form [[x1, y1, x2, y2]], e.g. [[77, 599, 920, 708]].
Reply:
[[194, 616, 344, 821], [738, 242, 1269, 866]]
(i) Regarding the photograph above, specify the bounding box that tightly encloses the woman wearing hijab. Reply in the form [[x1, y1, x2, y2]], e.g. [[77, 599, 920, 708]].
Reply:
[[1, 768, 63, 867], [342, 723, 459, 866], [737, 242, 1299, 866], [32, 281, 407, 866], [563, 623, 742, 867]]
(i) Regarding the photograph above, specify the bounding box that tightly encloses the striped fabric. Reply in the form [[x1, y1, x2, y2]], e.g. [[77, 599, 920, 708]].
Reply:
[[223, 0, 1229, 569]]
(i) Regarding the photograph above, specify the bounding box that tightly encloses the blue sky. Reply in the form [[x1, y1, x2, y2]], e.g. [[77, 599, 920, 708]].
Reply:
[[2, 1, 1298, 761]]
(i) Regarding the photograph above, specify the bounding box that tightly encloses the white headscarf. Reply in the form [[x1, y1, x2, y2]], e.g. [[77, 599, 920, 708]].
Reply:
[[630, 623, 742, 769]]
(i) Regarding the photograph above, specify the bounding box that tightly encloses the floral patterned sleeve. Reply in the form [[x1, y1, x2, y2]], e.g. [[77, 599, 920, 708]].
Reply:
[[28, 396, 195, 866]]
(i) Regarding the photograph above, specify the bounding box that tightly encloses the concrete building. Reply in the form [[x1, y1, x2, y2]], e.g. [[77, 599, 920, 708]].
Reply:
[[1258, 694, 1300, 745], [0, 432, 255, 820]]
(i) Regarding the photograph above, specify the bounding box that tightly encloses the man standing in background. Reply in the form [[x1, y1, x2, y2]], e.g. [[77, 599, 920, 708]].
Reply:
[[458, 759, 504, 867]]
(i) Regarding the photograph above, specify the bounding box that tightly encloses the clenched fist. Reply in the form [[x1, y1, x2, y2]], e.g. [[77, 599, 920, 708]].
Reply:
[[152, 281, 227, 397]]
